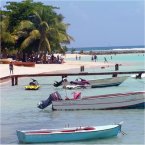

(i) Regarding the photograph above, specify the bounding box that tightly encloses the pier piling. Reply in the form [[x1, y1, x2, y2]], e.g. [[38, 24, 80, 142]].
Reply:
[[11, 77, 14, 86], [15, 77, 18, 85]]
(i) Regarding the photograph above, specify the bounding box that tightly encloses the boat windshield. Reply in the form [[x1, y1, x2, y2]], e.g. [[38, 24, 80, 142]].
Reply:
[[73, 92, 81, 100]]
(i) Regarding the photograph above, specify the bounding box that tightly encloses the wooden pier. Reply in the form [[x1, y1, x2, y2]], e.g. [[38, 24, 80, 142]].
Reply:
[[0, 70, 144, 86]]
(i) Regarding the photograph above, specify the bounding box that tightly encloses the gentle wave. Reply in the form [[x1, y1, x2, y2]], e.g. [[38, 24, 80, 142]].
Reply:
[[113, 48, 145, 51], [68, 46, 145, 52]]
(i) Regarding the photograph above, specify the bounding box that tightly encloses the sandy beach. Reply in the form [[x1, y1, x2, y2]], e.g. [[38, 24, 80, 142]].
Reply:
[[0, 52, 144, 84], [0, 54, 116, 79]]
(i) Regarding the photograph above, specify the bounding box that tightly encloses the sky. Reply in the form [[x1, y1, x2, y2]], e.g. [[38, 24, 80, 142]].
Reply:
[[1, 0, 145, 48]]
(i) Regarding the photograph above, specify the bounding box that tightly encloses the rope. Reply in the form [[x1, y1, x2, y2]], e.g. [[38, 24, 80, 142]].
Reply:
[[121, 130, 127, 135]]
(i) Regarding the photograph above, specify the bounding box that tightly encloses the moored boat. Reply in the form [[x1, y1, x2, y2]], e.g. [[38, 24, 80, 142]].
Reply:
[[54, 76, 128, 89], [89, 76, 128, 88], [16, 122, 123, 143], [13, 61, 35, 67], [37, 91, 145, 110]]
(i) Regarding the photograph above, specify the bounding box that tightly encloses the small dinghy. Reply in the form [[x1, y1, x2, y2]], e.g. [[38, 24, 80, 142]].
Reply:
[[16, 122, 123, 143]]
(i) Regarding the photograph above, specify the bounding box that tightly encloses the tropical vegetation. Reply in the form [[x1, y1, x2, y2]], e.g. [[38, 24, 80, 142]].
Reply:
[[0, 0, 74, 61]]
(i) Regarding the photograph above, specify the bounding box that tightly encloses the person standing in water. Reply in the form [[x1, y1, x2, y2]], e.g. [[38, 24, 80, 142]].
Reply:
[[94, 55, 97, 62]]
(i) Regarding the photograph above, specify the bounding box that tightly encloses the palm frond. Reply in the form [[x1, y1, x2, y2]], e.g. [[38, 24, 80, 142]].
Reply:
[[20, 37, 34, 50], [32, 11, 42, 23], [1, 32, 16, 44], [20, 29, 40, 50], [13, 31, 28, 38], [58, 32, 74, 43], [0, 18, 9, 32], [40, 21, 49, 32], [14, 20, 34, 32], [30, 29, 40, 39]]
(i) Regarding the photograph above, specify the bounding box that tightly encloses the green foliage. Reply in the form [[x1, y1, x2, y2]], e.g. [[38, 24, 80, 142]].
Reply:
[[61, 46, 68, 54], [71, 48, 76, 54], [4, 0, 35, 32], [0, 16, 17, 51], [89, 51, 92, 55], [0, 0, 74, 56], [80, 50, 84, 54]]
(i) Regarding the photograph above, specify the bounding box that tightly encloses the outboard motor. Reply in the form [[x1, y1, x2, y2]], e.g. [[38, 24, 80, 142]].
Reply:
[[54, 80, 63, 87], [37, 91, 62, 109], [37, 97, 52, 109]]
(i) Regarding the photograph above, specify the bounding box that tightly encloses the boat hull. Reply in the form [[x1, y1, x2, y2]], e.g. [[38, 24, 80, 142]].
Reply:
[[89, 76, 128, 88], [52, 91, 145, 110], [17, 124, 121, 143], [13, 61, 35, 67], [64, 76, 128, 89]]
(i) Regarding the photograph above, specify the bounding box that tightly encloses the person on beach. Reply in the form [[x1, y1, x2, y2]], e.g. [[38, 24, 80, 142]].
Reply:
[[76, 55, 78, 60], [79, 56, 81, 60], [91, 55, 94, 61], [104, 57, 108, 63], [94, 55, 97, 62], [9, 61, 14, 74]]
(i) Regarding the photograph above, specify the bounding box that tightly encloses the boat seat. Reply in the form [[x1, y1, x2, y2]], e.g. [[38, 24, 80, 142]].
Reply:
[[83, 127, 95, 130], [61, 129, 75, 132], [27, 131, 52, 134]]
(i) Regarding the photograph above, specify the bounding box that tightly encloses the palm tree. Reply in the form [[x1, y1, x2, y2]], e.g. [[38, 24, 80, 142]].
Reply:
[[33, 9, 51, 53], [13, 20, 40, 51], [14, 8, 52, 54], [47, 16, 74, 53], [13, 6, 74, 55], [1, 0, 74, 58], [32, 7, 74, 54]]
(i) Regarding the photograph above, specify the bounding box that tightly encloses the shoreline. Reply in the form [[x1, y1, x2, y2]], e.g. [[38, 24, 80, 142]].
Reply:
[[0, 61, 115, 83], [0, 51, 144, 83]]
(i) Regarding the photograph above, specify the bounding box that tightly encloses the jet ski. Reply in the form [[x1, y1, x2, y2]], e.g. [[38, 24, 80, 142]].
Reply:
[[25, 79, 40, 90]]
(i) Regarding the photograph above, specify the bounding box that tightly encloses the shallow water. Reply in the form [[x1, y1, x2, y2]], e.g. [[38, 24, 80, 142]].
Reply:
[[0, 53, 145, 144]]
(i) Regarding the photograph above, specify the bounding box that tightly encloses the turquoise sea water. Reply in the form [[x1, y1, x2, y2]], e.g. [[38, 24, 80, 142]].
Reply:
[[0, 53, 145, 144]]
